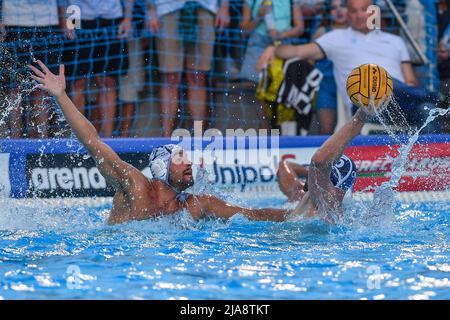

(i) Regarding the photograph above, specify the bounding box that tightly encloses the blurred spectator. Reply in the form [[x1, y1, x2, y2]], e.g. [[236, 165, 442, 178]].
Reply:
[[297, 0, 325, 40], [256, 56, 321, 135], [298, 0, 325, 16], [437, 0, 449, 132], [215, 0, 245, 80], [63, 0, 134, 137], [437, 0, 450, 101], [147, 0, 230, 137], [119, 0, 147, 137], [0, 0, 66, 138], [240, 0, 305, 83], [257, 0, 440, 133], [312, 0, 347, 134]]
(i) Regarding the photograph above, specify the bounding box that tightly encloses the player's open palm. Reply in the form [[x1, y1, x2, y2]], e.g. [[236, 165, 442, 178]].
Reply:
[[29, 60, 66, 98]]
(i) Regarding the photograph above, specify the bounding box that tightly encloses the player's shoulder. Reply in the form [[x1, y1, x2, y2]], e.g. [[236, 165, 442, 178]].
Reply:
[[148, 178, 166, 188], [184, 194, 209, 220]]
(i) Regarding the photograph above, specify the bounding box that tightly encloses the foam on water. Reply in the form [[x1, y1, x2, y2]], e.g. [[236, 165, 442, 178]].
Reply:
[[0, 198, 448, 299]]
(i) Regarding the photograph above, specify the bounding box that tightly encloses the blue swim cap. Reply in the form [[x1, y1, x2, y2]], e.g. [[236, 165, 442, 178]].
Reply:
[[149, 144, 183, 183], [330, 155, 357, 191]]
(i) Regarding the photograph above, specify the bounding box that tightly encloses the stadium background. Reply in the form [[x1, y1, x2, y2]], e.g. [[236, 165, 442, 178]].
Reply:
[[0, 0, 447, 138]]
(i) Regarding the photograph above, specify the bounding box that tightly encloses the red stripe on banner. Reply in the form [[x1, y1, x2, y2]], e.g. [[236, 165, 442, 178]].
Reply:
[[344, 143, 450, 192]]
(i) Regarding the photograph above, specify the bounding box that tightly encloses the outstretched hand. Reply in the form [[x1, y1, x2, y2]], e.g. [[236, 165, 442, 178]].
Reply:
[[29, 60, 66, 98]]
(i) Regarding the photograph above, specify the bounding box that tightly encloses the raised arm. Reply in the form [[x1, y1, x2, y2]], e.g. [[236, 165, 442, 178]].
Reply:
[[240, 1, 266, 34], [192, 195, 289, 222], [29, 61, 137, 190], [308, 109, 367, 203]]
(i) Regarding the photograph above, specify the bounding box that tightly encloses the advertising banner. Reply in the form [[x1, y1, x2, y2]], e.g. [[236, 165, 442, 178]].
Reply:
[[1, 136, 449, 198], [346, 143, 449, 192]]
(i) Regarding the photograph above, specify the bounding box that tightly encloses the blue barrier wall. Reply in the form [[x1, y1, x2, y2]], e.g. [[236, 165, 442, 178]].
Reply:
[[1, 135, 449, 198]]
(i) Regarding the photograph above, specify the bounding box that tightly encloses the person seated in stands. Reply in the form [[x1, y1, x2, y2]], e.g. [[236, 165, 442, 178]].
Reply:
[[257, 0, 441, 133]]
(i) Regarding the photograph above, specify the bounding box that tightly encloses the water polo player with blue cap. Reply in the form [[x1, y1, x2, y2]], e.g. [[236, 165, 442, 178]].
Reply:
[[277, 109, 369, 221], [303, 154, 357, 193]]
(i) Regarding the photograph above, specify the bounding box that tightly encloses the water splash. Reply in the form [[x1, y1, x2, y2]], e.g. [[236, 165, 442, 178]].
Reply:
[[0, 40, 70, 139], [0, 198, 104, 231], [347, 107, 449, 229], [373, 96, 414, 141], [387, 107, 448, 189]]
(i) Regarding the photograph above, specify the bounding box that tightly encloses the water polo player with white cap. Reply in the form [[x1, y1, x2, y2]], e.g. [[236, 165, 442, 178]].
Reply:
[[29, 60, 293, 224], [148, 144, 194, 202]]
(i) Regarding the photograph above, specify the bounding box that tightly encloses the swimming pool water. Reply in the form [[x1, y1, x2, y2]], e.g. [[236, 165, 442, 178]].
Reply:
[[0, 194, 449, 300]]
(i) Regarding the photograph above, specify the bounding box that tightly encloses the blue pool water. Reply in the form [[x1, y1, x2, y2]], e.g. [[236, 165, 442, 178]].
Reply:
[[0, 194, 449, 300]]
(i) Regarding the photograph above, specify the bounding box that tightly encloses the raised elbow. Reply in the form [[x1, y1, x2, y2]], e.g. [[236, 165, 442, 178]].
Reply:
[[276, 160, 288, 179], [310, 152, 329, 168]]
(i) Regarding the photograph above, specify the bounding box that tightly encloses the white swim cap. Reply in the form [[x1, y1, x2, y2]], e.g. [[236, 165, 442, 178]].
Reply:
[[149, 144, 183, 183]]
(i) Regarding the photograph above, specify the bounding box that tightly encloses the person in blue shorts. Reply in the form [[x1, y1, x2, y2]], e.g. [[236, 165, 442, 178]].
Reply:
[[313, 0, 348, 134]]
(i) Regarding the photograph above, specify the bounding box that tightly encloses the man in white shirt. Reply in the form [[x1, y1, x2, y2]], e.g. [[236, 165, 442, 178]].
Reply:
[[257, 0, 439, 132], [0, 0, 67, 139]]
